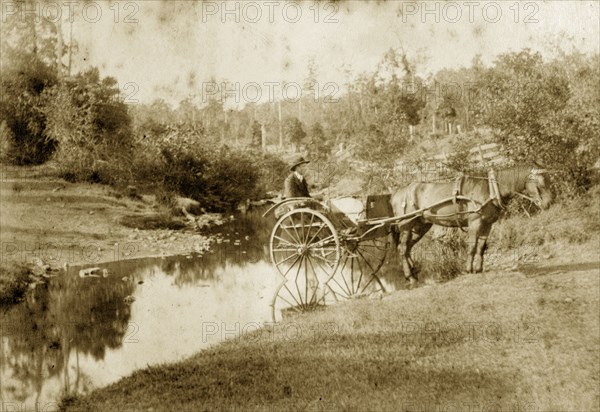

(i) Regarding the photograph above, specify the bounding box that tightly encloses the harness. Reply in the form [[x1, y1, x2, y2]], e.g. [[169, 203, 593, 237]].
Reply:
[[453, 173, 466, 228], [487, 168, 506, 210], [401, 167, 544, 221]]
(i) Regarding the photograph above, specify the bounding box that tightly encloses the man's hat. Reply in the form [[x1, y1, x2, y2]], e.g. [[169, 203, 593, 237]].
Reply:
[[289, 155, 310, 171]]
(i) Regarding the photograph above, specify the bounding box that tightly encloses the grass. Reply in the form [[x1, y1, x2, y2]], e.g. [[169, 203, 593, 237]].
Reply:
[[491, 185, 600, 249], [62, 253, 599, 412], [0, 263, 33, 305]]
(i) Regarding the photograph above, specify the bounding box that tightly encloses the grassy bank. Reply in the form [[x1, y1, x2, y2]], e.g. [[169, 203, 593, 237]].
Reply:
[[62, 240, 599, 411], [0, 164, 215, 270]]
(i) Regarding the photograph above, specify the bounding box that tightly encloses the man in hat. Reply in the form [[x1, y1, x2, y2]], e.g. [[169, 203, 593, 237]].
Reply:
[[283, 155, 311, 199]]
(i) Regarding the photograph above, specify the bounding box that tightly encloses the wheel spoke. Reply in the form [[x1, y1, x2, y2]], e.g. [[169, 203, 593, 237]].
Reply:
[[360, 241, 388, 250], [274, 252, 299, 267], [311, 252, 337, 269], [355, 255, 365, 293], [356, 248, 386, 293], [289, 214, 303, 246], [279, 255, 302, 278], [304, 252, 309, 307], [350, 256, 355, 295], [273, 247, 299, 252], [305, 256, 321, 305], [357, 248, 378, 275], [337, 255, 352, 296], [306, 222, 326, 246], [277, 289, 303, 310], [273, 234, 298, 248], [357, 245, 387, 264], [310, 234, 336, 247], [293, 255, 305, 306], [304, 212, 315, 244]]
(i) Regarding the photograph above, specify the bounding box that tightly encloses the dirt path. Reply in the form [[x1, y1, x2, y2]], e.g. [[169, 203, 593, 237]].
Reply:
[[0, 165, 214, 269]]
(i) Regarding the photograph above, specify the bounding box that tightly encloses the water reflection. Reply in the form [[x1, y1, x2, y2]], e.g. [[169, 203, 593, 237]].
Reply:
[[0, 208, 405, 409], [1, 273, 135, 410]]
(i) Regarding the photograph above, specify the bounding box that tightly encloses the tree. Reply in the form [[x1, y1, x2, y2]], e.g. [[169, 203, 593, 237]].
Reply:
[[480, 49, 599, 189], [130, 99, 175, 140], [245, 120, 262, 147], [42, 68, 133, 181], [307, 122, 330, 160], [283, 117, 306, 151], [0, 53, 58, 164]]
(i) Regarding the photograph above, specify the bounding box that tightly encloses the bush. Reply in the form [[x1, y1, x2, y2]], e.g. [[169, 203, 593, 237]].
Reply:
[[43, 69, 134, 185], [491, 185, 600, 249], [481, 50, 599, 191], [0, 263, 32, 305], [0, 54, 57, 164], [415, 229, 467, 282], [131, 128, 275, 212]]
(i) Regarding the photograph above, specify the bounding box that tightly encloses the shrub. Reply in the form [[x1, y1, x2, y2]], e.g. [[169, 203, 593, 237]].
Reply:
[[0, 263, 32, 305], [42, 69, 133, 185], [491, 185, 600, 249], [131, 128, 272, 212], [0, 54, 57, 164], [415, 229, 467, 282]]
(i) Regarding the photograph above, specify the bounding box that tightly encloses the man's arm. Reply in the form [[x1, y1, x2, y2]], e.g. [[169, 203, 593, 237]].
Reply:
[[283, 174, 294, 199]]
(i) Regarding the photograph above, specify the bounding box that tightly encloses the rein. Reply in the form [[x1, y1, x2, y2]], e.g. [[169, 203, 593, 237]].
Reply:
[[447, 166, 544, 215]]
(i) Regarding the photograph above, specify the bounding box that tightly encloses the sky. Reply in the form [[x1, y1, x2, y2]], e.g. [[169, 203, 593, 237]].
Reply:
[[58, 0, 600, 107]]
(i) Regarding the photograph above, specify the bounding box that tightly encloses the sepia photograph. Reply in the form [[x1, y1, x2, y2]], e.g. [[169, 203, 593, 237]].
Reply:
[[0, 1, 599, 411]]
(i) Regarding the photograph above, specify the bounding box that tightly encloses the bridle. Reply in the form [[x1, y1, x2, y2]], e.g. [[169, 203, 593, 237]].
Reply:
[[524, 168, 548, 207], [491, 168, 548, 209]]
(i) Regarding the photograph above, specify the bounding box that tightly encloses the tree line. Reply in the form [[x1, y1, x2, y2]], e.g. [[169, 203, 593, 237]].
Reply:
[[1, 1, 598, 209]]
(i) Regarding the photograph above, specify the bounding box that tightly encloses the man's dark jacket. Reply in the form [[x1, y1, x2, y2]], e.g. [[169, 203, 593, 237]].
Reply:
[[283, 172, 310, 198]]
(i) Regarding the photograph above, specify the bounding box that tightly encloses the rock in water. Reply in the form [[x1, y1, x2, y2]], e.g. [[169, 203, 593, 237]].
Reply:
[[79, 267, 102, 278]]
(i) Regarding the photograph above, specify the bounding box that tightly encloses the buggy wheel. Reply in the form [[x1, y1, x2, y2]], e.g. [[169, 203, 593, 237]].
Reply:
[[269, 209, 340, 321], [327, 237, 389, 299]]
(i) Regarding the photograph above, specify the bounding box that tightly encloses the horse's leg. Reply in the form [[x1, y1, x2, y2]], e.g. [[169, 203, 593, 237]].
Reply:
[[397, 227, 415, 283], [406, 223, 433, 277], [474, 222, 492, 273], [466, 218, 482, 273], [390, 228, 400, 250]]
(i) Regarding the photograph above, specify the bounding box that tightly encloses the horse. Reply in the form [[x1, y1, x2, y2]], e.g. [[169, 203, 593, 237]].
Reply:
[[389, 164, 554, 283]]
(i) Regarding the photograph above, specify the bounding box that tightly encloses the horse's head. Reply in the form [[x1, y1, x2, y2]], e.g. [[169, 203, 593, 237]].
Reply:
[[524, 168, 554, 209]]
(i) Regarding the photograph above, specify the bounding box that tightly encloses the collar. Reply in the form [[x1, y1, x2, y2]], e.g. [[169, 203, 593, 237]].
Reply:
[[488, 169, 506, 210], [294, 171, 304, 181]]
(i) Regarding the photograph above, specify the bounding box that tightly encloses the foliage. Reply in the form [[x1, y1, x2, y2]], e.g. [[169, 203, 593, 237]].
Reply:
[[353, 49, 422, 166], [0, 263, 32, 305], [42, 68, 134, 184], [306, 122, 330, 160], [480, 49, 599, 190], [492, 184, 600, 249], [0, 53, 58, 164], [444, 137, 477, 173], [245, 120, 262, 147], [130, 127, 266, 211], [283, 117, 306, 149]]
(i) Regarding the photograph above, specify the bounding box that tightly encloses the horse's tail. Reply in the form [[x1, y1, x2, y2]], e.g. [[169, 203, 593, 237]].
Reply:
[[389, 182, 419, 249]]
